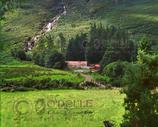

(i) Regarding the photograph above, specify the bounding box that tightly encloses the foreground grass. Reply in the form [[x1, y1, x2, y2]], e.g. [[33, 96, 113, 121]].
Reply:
[[0, 89, 125, 127]]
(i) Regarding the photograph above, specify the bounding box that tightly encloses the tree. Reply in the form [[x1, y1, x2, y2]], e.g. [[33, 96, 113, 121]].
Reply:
[[45, 51, 66, 69], [121, 38, 158, 127], [45, 34, 54, 50], [66, 33, 87, 61], [100, 31, 136, 70], [103, 61, 128, 87], [11, 48, 27, 60], [58, 33, 66, 53], [86, 23, 107, 63]]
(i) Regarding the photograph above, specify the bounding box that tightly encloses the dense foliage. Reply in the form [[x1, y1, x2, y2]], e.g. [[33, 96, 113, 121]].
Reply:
[[0, 66, 84, 91], [103, 61, 128, 87], [66, 23, 137, 65], [86, 23, 107, 63], [0, 0, 23, 19], [66, 33, 87, 61], [121, 38, 158, 127], [32, 36, 66, 69]]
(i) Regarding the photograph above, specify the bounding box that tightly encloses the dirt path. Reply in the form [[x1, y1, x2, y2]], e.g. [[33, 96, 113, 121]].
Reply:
[[80, 74, 107, 88], [24, 6, 67, 51], [81, 74, 93, 82]]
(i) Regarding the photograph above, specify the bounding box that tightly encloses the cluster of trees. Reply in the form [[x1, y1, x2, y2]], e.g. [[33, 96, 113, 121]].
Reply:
[[32, 35, 66, 69], [11, 33, 67, 69], [66, 33, 87, 61], [28, 23, 136, 70], [66, 23, 136, 66], [121, 37, 158, 127]]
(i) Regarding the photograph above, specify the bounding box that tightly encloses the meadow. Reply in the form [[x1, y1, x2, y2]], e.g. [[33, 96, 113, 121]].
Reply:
[[0, 89, 125, 127]]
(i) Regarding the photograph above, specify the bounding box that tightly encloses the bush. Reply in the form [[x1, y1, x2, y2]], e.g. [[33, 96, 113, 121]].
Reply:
[[45, 51, 66, 69], [11, 48, 27, 60], [103, 61, 128, 87], [33, 50, 66, 69], [103, 120, 115, 127], [25, 51, 33, 61], [33, 51, 46, 66], [0, 78, 80, 91]]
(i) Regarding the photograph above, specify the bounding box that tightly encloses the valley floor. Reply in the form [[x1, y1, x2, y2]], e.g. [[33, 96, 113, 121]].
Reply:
[[0, 89, 125, 127]]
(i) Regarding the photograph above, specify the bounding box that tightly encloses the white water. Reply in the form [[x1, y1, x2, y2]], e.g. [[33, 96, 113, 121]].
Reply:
[[25, 6, 67, 51]]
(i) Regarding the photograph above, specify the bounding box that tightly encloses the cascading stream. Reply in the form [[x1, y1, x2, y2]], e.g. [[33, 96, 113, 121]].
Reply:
[[24, 5, 67, 51]]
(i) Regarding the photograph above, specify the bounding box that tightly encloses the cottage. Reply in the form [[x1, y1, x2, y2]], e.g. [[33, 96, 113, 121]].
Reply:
[[66, 61, 88, 68]]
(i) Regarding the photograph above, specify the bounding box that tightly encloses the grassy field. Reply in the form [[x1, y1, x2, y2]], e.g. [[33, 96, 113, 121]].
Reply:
[[0, 89, 125, 127]]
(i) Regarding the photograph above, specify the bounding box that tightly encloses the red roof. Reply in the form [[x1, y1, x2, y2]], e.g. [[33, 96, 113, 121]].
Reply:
[[95, 64, 100, 68], [66, 61, 88, 67]]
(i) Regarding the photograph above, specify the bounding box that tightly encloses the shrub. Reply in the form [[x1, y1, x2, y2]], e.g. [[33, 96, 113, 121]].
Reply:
[[11, 48, 27, 60], [103, 120, 115, 127], [25, 51, 33, 61], [0, 78, 80, 91], [103, 61, 128, 87], [45, 51, 66, 69], [33, 51, 46, 66]]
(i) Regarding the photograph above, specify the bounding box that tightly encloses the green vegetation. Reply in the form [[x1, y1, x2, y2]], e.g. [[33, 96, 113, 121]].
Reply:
[[122, 41, 158, 126], [49, 0, 158, 42], [0, 0, 57, 64], [1, 0, 158, 126], [66, 33, 87, 61], [1, 89, 125, 127], [91, 73, 110, 83], [65, 23, 136, 65], [32, 38, 66, 69], [102, 61, 128, 87], [0, 64, 84, 91]]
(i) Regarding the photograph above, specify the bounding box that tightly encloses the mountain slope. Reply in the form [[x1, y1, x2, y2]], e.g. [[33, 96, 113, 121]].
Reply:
[[0, 0, 62, 64], [1, 0, 158, 65], [54, 0, 158, 39]]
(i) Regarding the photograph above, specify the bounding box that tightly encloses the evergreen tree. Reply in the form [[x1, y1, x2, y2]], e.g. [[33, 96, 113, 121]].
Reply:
[[66, 33, 87, 61], [121, 38, 158, 127], [86, 23, 107, 63], [58, 33, 66, 53], [100, 28, 136, 70]]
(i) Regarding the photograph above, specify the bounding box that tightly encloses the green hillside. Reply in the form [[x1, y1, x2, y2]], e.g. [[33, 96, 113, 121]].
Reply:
[[53, 0, 158, 41], [1, 0, 158, 83], [0, 0, 58, 64], [1, 0, 158, 65]]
